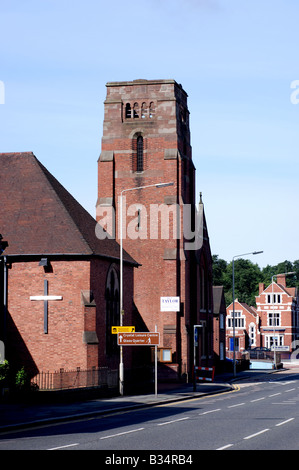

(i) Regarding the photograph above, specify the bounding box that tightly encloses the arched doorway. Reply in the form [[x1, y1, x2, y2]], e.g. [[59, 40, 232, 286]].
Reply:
[[105, 265, 120, 356]]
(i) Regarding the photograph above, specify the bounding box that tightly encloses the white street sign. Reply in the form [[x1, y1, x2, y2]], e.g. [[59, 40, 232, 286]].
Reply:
[[160, 296, 180, 312]]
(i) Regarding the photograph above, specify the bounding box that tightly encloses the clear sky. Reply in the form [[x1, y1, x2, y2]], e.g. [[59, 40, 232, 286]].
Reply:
[[1, 0, 298, 268]]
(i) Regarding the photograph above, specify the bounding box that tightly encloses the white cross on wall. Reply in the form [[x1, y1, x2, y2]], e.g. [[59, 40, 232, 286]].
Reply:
[[30, 280, 62, 333]]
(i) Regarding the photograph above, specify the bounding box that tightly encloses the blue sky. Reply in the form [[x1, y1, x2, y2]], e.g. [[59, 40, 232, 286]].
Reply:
[[1, 0, 298, 268]]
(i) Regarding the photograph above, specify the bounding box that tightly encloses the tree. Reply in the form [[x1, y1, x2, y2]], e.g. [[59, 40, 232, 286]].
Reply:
[[261, 260, 298, 288], [212, 255, 228, 286], [212, 255, 298, 308], [225, 258, 263, 306]]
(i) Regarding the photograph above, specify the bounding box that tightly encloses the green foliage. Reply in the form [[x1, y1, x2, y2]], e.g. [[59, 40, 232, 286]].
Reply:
[[0, 360, 9, 384], [15, 367, 29, 391], [212, 256, 299, 307]]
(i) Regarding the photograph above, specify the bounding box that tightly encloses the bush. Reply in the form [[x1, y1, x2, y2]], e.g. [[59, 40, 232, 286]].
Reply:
[[15, 367, 29, 391], [0, 360, 9, 385]]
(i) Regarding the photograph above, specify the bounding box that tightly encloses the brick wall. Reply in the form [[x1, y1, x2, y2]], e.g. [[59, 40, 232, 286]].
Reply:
[[6, 259, 90, 374], [5, 257, 134, 376]]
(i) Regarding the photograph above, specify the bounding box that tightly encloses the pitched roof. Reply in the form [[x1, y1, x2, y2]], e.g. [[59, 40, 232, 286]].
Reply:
[[277, 284, 297, 298], [262, 282, 297, 299], [0, 152, 136, 264], [239, 302, 258, 317], [213, 286, 226, 314], [227, 299, 258, 317]]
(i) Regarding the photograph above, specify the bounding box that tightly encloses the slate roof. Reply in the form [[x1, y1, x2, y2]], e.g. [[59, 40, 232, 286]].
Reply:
[[0, 152, 136, 264], [227, 299, 258, 317], [239, 302, 258, 317], [212, 286, 226, 314]]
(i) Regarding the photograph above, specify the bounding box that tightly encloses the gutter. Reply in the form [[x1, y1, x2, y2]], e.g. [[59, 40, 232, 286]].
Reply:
[[1, 252, 140, 267]]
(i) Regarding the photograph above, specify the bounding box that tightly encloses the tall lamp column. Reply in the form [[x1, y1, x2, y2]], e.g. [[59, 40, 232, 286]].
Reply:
[[232, 250, 263, 377], [119, 182, 174, 395]]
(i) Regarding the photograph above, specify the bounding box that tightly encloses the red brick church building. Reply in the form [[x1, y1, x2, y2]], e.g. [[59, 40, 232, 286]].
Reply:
[[0, 152, 137, 382], [97, 79, 214, 380], [0, 79, 214, 388]]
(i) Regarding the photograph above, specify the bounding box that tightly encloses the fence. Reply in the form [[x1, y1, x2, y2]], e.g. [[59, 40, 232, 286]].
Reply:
[[226, 351, 248, 361], [31, 367, 118, 391], [226, 350, 281, 364], [194, 366, 215, 382]]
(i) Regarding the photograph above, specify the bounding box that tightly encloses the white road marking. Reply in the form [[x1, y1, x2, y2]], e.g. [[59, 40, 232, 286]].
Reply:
[[244, 429, 269, 440], [48, 443, 79, 450], [100, 428, 144, 439], [228, 403, 245, 408], [272, 402, 296, 405], [275, 418, 294, 427], [157, 417, 190, 426], [217, 444, 234, 450], [199, 408, 221, 415]]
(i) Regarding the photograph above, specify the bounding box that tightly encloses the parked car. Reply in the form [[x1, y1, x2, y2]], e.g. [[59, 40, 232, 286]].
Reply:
[[246, 347, 271, 359]]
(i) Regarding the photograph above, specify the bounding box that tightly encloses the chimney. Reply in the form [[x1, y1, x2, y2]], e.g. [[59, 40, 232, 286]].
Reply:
[[277, 274, 286, 287], [259, 283, 265, 294]]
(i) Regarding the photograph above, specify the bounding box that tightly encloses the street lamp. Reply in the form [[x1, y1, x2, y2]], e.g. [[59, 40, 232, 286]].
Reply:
[[232, 250, 263, 377], [119, 182, 174, 395], [0, 235, 9, 347], [271, 271, 295, 368]]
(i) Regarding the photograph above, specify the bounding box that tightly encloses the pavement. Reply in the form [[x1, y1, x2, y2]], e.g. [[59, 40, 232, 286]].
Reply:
[[0, 368, 291, 433]]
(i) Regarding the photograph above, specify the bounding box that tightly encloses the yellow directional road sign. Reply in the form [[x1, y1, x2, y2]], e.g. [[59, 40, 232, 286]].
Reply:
[[111, 326, 135, 334]]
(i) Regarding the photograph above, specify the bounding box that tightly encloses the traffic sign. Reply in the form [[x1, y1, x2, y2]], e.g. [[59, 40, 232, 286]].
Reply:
[[111, 326, 135, 334], [117, 332, 160, 346]]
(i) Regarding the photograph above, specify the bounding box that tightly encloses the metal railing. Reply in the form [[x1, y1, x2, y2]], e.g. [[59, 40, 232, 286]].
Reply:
[[31, 367, 118, 391]]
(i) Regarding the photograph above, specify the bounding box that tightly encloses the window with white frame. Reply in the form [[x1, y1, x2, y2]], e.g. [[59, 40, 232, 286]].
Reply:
[[265, 335, 284, 349], [249, 323, 256, 347], [268, 311, 281, 327], [227, 311, 245, 329], [267, 293, 281, 304]]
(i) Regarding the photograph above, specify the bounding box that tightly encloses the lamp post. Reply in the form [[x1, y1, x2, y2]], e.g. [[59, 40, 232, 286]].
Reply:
[[271, 271, 295, 368], [232, 250, 263, 377], [0, 235, 9, 349], [119, 182, 174, 395]]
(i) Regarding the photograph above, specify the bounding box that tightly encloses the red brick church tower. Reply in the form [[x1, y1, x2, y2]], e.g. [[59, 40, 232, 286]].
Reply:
[[97, 79, 213, 380]]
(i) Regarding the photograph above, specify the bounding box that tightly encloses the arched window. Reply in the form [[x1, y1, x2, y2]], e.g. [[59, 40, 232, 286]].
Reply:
[[136, 135, 143, 172], [141, 102, 147, 119], [105, 266, 119, 356], [133, 103, 139, 118], [132, 133, 145, 172], [149, 102, 155, 118], [125, 103, 131, 118]]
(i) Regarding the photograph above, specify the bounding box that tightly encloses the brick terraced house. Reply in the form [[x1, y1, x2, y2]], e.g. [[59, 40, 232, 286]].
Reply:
[[256, 275, 299, 358], [226, 274, 299, 360], [226, 299, 259, 356]]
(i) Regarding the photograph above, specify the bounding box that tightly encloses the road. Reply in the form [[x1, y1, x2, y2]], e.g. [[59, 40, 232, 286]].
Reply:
[[0, 368, 299, 452]]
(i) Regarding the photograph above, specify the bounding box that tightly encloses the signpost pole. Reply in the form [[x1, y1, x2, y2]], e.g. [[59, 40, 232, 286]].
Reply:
[[193, 325, 202, 392]]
